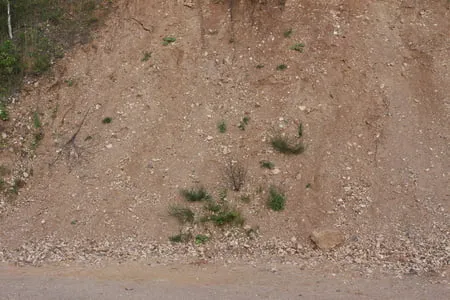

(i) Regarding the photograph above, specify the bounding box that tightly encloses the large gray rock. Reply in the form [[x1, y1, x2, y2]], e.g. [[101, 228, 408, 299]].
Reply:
[[310, 229, 345, 250]]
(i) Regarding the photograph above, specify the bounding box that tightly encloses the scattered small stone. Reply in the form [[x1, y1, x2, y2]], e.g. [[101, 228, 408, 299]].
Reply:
[[271, 168, 281, 175]]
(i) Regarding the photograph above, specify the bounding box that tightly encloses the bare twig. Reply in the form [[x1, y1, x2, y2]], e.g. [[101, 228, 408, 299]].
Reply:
[[50, 109, 90, 167], [224, 159, 247, 191], [129, 18, 153, 32]]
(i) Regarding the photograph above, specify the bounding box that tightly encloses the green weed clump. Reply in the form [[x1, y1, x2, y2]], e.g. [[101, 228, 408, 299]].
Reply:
[[162, 37, 176, 45], [208, 208, 244, 226], [276, 64, 287, 71], [0, 103, 9, 121], [267, 186, 285, 211], [260, 160, 274, 169], [271, 135, 305, 155], [195, 234, 209, 244], [169, 205, 195, 224], [290, 43, 305, 52], [180, 187, 211, 202], [217, 120, 227, 133], [283, 29, 293, 38]]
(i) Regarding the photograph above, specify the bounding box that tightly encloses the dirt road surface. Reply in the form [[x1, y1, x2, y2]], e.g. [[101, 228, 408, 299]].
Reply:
[[1, 262, 449, 300]]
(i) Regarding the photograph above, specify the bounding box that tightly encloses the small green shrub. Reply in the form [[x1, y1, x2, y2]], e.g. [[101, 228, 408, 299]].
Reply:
[[169, 205, 195, 223], [102, 117, 112, 124], [238, 116, 250, 130], [217, 120, 227, 133], [209, 208, 244, 226], [0, 40, 21, 77], [65, 79, 74, 86], [204, 199, 222, 213], [267, 186, 285, 211], [181, 187, 211, 202], [32, 54, 51, 74], [276, 64, 287, 71], [0, 103, 9, 121], [290, 43, 305, 52], [271, 135, 305, 155], [195, 234, 209, 245], [31, 132, 43, 150], [256, 64, 265, 69], [162, 37, 176, 45], [283, 29, 293, 38], [33, 111, 42, 128], [260, 160, 275, 169], [141, 51, 152, 61]]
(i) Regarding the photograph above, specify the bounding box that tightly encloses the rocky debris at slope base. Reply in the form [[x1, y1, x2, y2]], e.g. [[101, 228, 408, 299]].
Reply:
[[0, 229, 447, 280]]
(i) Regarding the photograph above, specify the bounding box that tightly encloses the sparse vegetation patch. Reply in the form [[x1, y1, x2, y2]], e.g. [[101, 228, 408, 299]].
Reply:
[[267, 186, 286, 211], [290, 43, 305, 52], [271, 135, 305, 155], [181, 187, 211, 202], [284, 28, 293, 38], [217, 120, 227, 133], [169, 205, 195, 224], [195, 234, 209, 244], [162, 36, 176, 45], [260, 160, 275, 169]]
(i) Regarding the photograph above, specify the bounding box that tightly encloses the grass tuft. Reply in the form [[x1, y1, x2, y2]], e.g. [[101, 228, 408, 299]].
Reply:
[[284, 28, 293, 38], [271, 135, 305, 155], [102, 117, 112, 124], [217, 120, 227, 133], [267, 186, 286, 211], [276, 64, 287, 71], [169, 205, 195, 223], [0, 103, 9, 121], [290, 43, 305, 52], [162, 37, 176, 46], [260, 160, 275, 169], [33, 111, 42, 128], [180, 187, 211, 202], [195, 234, 209, 245], [238, 116, 250, 130], [141, 51, 152, 62], [209, 208, 244, 226]]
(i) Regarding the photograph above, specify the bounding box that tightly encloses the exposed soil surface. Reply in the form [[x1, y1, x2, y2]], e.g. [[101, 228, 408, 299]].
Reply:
[[0, 0, 448, 295]]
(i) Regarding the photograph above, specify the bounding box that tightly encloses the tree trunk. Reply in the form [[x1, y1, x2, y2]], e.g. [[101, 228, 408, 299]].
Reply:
[[7, 0, 13, 39]]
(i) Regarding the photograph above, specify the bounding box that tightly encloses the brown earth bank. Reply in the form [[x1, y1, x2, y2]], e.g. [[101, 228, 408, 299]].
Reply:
[[0, 0, 448, 284]]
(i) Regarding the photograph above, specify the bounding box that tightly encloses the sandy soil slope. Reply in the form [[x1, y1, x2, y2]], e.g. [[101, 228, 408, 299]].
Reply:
[[0, 0, 448, 283]]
